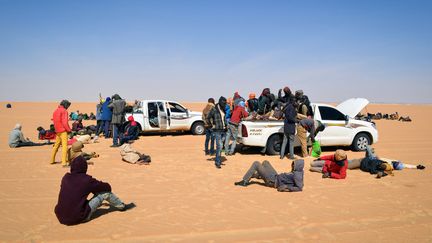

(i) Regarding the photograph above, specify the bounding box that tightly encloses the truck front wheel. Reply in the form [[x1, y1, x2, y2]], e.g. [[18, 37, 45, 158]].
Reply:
[[351, 133, 371, 151], [191, 122, 205, 135], [266, 134, 283, 155]]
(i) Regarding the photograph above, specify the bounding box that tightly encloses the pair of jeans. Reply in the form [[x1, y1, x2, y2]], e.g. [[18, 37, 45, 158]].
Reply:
[[85, 192, 124, 221], [213, 131, 224, 166], [112, 124, 122, 146], [15, 141, 43, 147], [120, 135, 136, 145], [310, 160, 325, 173], [224, 123, 238, 155], [204, 128, 215, 154], [102, 120, 111, 137], [51, 132, 69, 165], [242, 161, 278, 186], [348, 145, 378, 169], [280, 133, 295, 159]]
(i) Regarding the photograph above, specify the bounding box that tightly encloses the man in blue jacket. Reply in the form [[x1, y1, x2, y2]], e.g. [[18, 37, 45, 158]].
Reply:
[[234, 159, 304, 192]]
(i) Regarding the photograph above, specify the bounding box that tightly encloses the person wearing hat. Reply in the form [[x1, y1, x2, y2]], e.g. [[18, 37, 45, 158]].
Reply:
[[54, 155, 134, 225], [205, 96, 228, 169], [295, 90, 313, 118], [67, 141, 99, 164], [51, 100, 72, 166], [247, 93, 258, 113], [310, 149, 348, 179], [120, 116, 140, 145], [234, 159, 304, 192]]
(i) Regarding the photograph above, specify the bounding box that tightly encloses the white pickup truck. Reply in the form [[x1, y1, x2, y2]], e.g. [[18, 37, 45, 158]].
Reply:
[[125, 100, 205, 135], [238, 98, 378, 155]]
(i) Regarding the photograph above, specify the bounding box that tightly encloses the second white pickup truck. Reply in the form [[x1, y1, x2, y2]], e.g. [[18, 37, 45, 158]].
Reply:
[[125, 100, 205, 135], [238, 98, 379, 155]]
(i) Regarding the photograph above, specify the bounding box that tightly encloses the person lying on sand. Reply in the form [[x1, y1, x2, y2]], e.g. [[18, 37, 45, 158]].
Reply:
[[348, 145, 425, 178], [119, 140, 151, 165], [55, 155, 134, 225], [310, 149, 348, 179], [234, 160, 304, 192]]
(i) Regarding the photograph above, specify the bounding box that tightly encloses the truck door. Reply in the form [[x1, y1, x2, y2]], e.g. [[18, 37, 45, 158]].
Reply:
[[157, 102, 169, 130], [315, 106, 352, 146], [166, 102, 189, 130]]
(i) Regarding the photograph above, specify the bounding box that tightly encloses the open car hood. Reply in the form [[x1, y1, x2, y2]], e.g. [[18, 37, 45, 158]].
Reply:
[[336, 98, 369, 118]]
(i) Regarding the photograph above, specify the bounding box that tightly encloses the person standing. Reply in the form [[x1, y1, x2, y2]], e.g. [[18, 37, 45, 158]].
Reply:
[[202, 98, 215, 155], [297, 119, 325, 157], [109, 94, 126, 147], [100, 97, 112, 138], [224, 100, 248, 155], [206, 96, 227, 169], [50, 100, 72, 166], [280, 89, 297, 160]]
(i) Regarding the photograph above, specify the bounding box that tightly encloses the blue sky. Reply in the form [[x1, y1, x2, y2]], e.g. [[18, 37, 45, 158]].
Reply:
[[0, 0, 431, 103]]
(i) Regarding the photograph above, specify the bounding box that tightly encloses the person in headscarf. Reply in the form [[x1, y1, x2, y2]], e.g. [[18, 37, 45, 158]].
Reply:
[[8, 124, 45, 148], [247, 92, 259, 112], [257, 88, 272, 115], [120, 116, 140, 145], [54, 155, 134, 225]]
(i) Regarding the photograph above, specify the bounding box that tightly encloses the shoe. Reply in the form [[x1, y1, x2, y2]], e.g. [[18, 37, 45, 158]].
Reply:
[[215, 164, 222, 169], [118, 202, 136, 212], [234, 180, 248, 187], [417, 165, 426, 170], [205, 151, 210, 155], [62, 163, 70, 168], [110, 144, 120, 148]]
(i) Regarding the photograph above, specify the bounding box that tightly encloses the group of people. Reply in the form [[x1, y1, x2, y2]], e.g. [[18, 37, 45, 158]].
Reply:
[[203, 87, 325, 168], [233, 146, 426, 192]]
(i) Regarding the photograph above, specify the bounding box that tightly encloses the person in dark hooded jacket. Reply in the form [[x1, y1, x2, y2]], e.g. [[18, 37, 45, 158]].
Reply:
[[120, 116, 140, 145], [206, 96, 227, 169], [234, 160, 304, 192], [257, 88, 272, 115], [109, 94, 126, 147], [54, 156, 133, 225]]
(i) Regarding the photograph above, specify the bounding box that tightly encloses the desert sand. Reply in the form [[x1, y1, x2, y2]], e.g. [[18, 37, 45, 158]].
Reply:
[[0, 101, 431, 242]]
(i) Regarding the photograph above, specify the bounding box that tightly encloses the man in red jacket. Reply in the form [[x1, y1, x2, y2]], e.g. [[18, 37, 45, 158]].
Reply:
[[309, 149, 348, 179], [50, 100, 72, 166], [224, 100, 248, 155], [55, 156, 134, 225]]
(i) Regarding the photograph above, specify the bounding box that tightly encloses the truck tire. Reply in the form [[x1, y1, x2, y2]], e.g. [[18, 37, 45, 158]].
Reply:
[[351, 133, 371, 151], [191, 122, 205, 135], [266, 134, 283, 155]]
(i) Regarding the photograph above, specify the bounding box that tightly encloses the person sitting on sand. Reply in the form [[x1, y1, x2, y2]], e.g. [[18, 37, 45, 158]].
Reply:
[[54, 155, 134, 225], [8, 124, 46, 148], [119, 116, 140, 145], [310, 149, 348, 179], [399, 116, 412, 122], [348, 145, 425, 178], [71, 116, 86, 134], [67, 141, 99, 164], [234, 160, 304, 192], [119, 141, 151, 165]]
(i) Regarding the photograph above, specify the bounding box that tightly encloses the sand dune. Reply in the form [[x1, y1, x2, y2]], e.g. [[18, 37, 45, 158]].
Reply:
[[0, 102, 431, 242]]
